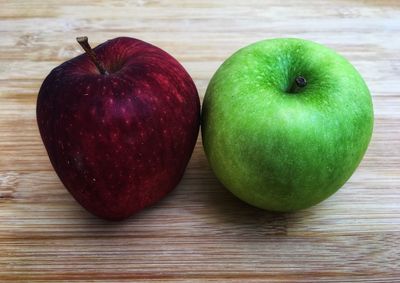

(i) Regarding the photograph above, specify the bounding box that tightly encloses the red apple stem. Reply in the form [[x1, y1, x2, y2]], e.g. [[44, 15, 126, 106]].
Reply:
[[76, 36, 108, 75]]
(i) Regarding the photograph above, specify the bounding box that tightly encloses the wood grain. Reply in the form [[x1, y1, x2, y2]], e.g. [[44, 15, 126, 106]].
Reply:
[[1, 0, 399, 282]]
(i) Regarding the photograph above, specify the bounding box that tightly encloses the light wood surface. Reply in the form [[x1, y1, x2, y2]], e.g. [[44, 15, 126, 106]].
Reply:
[[1, 0, 399, 282]]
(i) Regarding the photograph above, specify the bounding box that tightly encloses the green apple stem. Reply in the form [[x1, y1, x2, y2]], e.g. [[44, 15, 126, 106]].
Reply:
[[76, 36, 108, 75], [289, 76, 307, 93]]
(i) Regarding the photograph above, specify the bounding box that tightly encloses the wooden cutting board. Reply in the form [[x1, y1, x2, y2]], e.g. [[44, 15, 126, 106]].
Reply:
[[1, 0, 399, 281]]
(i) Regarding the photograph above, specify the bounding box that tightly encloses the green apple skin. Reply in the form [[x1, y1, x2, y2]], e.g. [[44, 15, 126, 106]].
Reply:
[[202, 38, 374, 212]]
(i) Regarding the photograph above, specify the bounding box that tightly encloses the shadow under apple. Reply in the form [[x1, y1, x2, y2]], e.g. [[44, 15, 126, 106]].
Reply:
[[185, 148, 297, 238]]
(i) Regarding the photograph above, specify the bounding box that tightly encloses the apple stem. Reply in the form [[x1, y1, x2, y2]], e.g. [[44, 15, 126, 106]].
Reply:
[[289, 76, 307, 93], [76, 36, 108, 75], [295, 76, 307, 88]]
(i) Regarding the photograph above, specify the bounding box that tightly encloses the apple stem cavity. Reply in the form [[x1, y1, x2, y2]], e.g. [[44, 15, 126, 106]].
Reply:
[[295, 76, 307, 88], [76, 36, 109, 75], [289, 76, 307, 93]]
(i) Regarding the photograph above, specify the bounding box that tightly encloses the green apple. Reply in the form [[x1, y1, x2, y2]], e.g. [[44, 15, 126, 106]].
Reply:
[[202, 38, 373, 212]]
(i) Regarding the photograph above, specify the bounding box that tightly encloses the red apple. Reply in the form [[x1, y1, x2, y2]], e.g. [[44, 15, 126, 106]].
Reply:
[[37, 37, 200, 220]]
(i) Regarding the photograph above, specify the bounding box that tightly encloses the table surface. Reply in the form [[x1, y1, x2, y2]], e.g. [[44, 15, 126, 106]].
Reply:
[[1, 0, 399, 282]]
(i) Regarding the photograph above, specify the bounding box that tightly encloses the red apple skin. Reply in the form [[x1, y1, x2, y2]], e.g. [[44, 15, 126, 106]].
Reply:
[[37, 37, 200, 220]]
